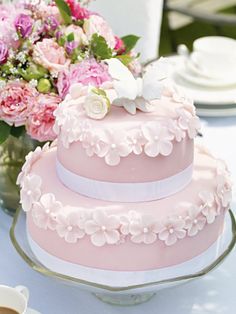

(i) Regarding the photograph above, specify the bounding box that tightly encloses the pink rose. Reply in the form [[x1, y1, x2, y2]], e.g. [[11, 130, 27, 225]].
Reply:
[[33, 38, 70, 73], [0, 81, 38, 127], [26, 94, 62, 142], [57, 58, 111, 98], [114, 36, 126, 54], [66, 0, 91, 20], [83, 15, 116, 49]]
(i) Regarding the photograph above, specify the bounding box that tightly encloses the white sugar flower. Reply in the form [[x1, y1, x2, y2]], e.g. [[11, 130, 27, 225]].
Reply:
[[120, 211, 141, 236], [167, 118, 186, 142], [130, 214, 161, 244], [32, 193, 62, 230], [184, 204, 206, 237], [20, 175, 42, 212], [126, 129, 147, 155], [97, 130, 132, 166], [199, 190, 216, 224], [176, 108, 201, 139], [83, 89, 110, 120], [85, 211, 120, 247], [17, 146, 43, 187], [56, 211, 86, 243], [216, 174, 232, 209], [142, 122, 174, 157], [158, 217, 186, 246]]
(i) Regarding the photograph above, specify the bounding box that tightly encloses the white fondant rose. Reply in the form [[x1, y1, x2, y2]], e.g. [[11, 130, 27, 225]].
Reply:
[[84, 89, 110, 120]]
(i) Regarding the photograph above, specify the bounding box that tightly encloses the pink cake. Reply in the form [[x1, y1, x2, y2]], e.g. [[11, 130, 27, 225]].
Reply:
[[17, 60, 232, 287]]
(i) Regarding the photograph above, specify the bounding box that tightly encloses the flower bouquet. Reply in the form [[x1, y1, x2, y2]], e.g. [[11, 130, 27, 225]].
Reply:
[[0, 0, 140, 213]]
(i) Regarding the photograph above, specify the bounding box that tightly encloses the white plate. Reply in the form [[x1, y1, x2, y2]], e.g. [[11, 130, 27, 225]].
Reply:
[[180, 59, 236, 88], [147, 56, 236, 117]]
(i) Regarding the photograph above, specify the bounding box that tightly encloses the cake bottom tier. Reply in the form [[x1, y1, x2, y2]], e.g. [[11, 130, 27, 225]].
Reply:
[[21, 145, 231, 285]]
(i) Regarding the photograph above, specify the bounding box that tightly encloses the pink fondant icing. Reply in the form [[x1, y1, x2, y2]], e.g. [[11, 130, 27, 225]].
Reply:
[[26, 148, 226, 271], [57, 138, 194, 182], [27, 214, 224, 271]]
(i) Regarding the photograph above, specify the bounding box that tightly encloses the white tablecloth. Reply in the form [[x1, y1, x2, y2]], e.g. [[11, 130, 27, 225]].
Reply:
[[1, 116, 236, 314]]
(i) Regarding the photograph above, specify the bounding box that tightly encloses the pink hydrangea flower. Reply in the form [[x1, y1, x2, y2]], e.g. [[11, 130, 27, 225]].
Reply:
[[158, 217, 186, 246], [0, 81, 38, 127], [83, 14, 116, 48], [66, 0, 91, 20], [0, 3, 27, 48], [167, 118, 186, 142], [56, 211, 86, 243], [142, 122, 174, 157], [26, 94, 61, 142], [57, 59, 111, 98], [85, 211, 120, 247], [97, 130, 132, 166], [82, 130, 104, 157], [32, 193, 62, 230], [20, 175, 42, 212], [33, 38, 70, 73], [130, 215, 161, 244]]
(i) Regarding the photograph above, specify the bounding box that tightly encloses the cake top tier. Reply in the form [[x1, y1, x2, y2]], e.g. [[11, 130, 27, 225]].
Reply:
[[54, 58, 201, 166]]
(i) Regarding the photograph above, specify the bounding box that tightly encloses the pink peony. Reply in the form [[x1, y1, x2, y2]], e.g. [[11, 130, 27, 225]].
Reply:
[[0, 81, 38, 127], [57, 58, 111, 98], [26, 94, 62, 142], [33, 38, 70, 73], [83, 15, 116, 49], [66, 0, 91, 20]]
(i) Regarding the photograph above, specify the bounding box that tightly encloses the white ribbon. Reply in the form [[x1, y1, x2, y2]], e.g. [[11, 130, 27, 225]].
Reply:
[[27, 222, 228, 288], [56, 159, 193, 202]]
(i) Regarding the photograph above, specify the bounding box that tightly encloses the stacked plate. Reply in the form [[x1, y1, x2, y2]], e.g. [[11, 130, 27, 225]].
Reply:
[[153, 37, 236, 117]]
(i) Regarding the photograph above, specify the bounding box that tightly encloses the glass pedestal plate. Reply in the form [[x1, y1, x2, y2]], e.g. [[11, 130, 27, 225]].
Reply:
[[10, 209, 236, 306]]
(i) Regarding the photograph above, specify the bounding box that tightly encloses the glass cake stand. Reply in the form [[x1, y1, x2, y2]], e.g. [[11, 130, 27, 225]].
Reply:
[[10, 209, 236, 306]]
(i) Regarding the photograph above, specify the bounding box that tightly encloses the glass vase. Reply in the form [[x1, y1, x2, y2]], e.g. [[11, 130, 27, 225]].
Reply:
[[0, 133, 38, 216]]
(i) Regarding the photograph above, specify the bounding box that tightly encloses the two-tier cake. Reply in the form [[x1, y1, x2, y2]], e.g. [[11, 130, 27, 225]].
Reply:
[[17, 58, 232, 287]]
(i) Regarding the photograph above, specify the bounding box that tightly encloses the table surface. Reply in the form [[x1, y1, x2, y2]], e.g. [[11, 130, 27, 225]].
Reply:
[[1, 116, 236, 314]]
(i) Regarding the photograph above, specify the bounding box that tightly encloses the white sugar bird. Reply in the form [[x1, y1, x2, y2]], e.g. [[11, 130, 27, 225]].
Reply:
[[105, 57, 170, 115]]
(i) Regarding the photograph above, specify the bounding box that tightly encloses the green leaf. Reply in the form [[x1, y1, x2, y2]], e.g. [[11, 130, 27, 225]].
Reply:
[[121, 35, 140, 53], [116, 54, 133, 66], [0, 121, 11, 144], [10, 126, 25, 139], [55, 0, 72, 25], [67, 32, 75, 42], [58, 35, 66, 47], [90, 34, 113, 60], [92, 88, 106, 97]]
